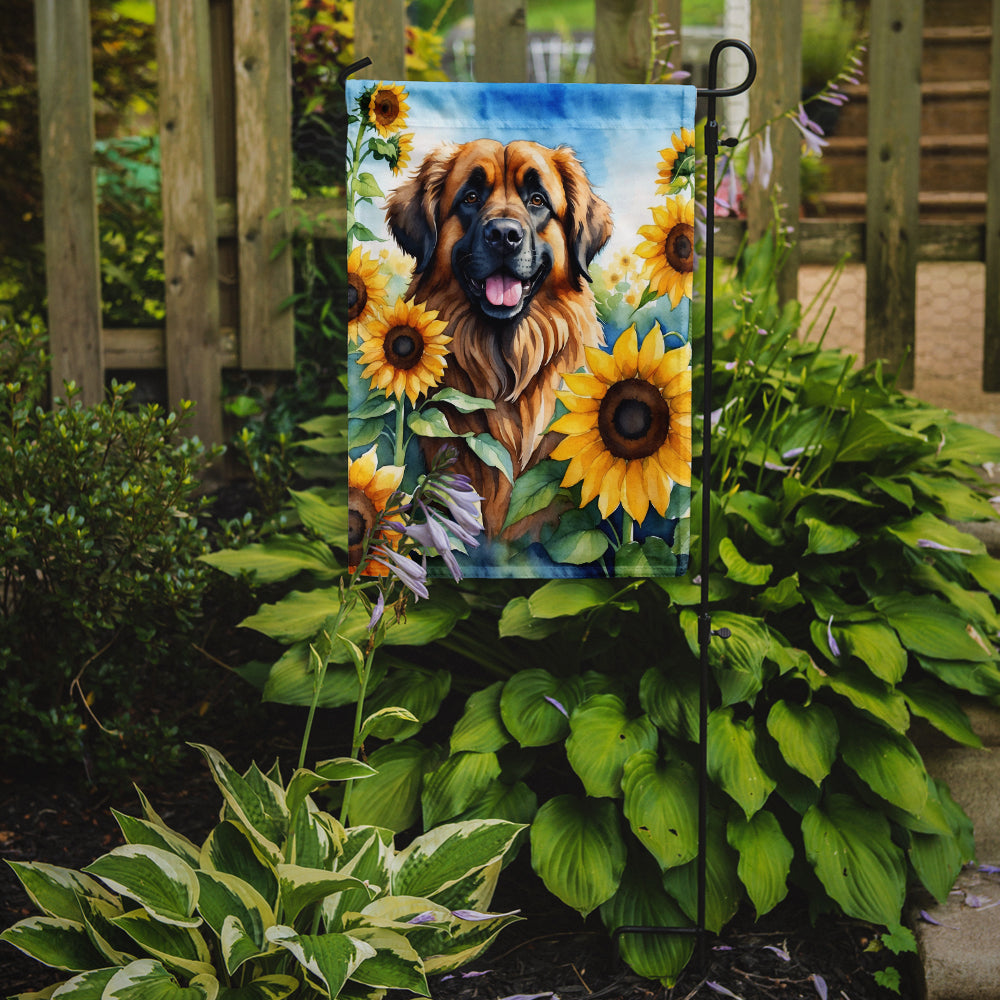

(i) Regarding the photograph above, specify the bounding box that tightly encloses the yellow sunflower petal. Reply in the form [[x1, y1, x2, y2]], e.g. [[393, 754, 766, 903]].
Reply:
[[583, 346, 621, 385], [655, 441, 692, 487], [551, 428, 601, 462], [645, 458, 674, 516], [622, 459, 651, 523], [652, 344, 692, 386], [581, 448, 616, 507], [636, 322, 665, 380], [670, 389, 693, 415], [349, 445, 379, 489], [666, 428, 693, 464], [562, 437, 609, 489], [597, 458, 627, 520], [551, 410, 601, 436], [555, 390, 602, 413], [561, 371, 607, 398], [612, 325, 639, 376]]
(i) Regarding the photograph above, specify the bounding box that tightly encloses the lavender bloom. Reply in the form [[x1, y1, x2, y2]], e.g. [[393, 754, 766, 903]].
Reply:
[[407, 911, 438, 925], [367, 590, 385, 631], [917, 538, 973, 554], [451, 908, 521, 921], [827, 616, 841, 657], [544, 695, 569, 718], [811, 974, 828, 1000], [424, 472, 485, 539], [371, 544, 429, 600], [746, 125, 774, 190], [791, 104, 828, 156], [404, 506, 464, 581]]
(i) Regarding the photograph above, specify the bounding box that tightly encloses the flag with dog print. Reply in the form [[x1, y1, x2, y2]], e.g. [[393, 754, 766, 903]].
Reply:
[[347, 80, 696, 578]]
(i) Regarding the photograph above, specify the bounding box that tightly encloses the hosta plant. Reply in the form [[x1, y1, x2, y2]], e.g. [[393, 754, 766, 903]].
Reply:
[[1, 744, 523, 999]]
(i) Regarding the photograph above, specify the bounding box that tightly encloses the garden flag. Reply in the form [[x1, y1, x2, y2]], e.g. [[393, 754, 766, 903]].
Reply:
[[346, 80, 697, 578]]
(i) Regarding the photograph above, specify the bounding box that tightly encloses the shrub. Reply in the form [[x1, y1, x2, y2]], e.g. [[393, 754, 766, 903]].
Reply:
[[1, 744, 524, 998], [0, 316, 220, 783], [211, 231, 1000, 985]]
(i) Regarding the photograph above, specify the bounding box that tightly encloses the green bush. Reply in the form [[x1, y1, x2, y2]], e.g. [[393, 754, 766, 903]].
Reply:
[[0, 316, 220, 783]]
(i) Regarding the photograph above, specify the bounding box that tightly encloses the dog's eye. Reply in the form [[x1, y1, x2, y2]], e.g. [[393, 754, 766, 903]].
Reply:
[[463, 191, 479, 205], [528, 193, 547, 208]]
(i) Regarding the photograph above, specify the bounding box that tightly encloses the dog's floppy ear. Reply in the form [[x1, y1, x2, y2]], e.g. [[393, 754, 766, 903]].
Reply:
[[553, 147, 614, 289], [385, 143, 458, 274]]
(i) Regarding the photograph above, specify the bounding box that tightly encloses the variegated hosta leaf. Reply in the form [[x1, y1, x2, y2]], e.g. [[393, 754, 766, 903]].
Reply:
[[838, 717, 929, 817], [195, 871, 274, 973], [424, 859, 501, 916], [706, 707, 776, 819], [420, 751, 502, 829], [529, 795, 626, 917], [726, 810, 793, 918], [83, 846, 200, 928], [112, 810, 202, 868], [285, 760, 375, 824], [276, 864, 375, 925], [200, 822, 278, 910], [190, 745, 287, 863], [765, 700, 838, 786], [102, 958, 218, 999], [0, 916, 107, 972], [421, 907, 522, 975], [323, 829, 393, 931], [621, 751, 699, 871], [214, 974, 299, 1000], [345, 926, 429, 995], [450, 681, 511, 754], [110, 908, 214, 978], [565, 695, 658, 799], [288, 802, 343, 870], [77, 894, 136, 966], [265, 925, 376, 998], [802, 793, 906, 926], [599, 853, 694, 987], [46, 966, 118, 997], [4, 861, 118, 922], [391, 820, 524, 901]]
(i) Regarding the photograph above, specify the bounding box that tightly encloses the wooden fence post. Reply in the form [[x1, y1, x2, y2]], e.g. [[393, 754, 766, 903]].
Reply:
[[354, 0, 406, 80], [157, 0, 223, 445], [746, 0, 801, 305], [594, 0, 658, 84], [474, 0, 527, 82], [983, 0, 1000, 391], [864, 0, 923, 389], [233, 0, 294, 370], [34, 0, 104, 405]]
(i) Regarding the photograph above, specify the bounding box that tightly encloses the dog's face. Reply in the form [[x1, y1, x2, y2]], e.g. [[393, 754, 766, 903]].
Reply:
[[386, 139, 612, 325]]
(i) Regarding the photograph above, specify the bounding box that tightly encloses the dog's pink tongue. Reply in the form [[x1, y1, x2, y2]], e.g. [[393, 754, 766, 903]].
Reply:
[[485, 272, 523, 308]]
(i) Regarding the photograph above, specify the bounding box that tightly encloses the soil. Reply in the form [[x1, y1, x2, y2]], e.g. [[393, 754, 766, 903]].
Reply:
[[0, 743, 914, 1000]]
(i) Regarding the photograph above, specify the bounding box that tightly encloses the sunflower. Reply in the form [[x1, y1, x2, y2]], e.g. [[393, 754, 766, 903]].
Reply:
[[655, 128, 697, 195], [348, 445, 405, 574], [392, 132, 414, 175], [550, 323, 692, 524], [367, 82, 409, 137], [348, 246, 390, 343], [635, 196, 695, 309], [357, 298, 451, 405]]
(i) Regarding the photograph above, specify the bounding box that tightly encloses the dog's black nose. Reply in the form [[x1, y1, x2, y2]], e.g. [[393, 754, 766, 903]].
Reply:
[[483, 218, 524, 252]]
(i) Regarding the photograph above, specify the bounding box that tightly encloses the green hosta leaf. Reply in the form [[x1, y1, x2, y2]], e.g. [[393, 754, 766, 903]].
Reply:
[[111, 909, 214, 978], [265, 926, 375, 998], [0, 916, 107, 971], [190, 746, 287, 862], [4, 862, 118, 922], [450, 682, 511, 754], [530, 795, 626, 917], [425, 907, 522, 975], [727, 811, 793, 917], [839, 718, 928, 816], [200, 822, 278, 910], [621, 751, 698, 870], [803, 517, 859, 555], [103, 959, 218, 1000], [526, 579, 623, 618], [875, 594, 995, 662], [812, 662, 910, 732], [421, 751, 502, 828], [967, 553, 1000, 597], [765, 700, 838, 786], [287, 803, 342, 871], [216, 975, 299, 1000], [393, 820, 524, 900], [453, 779, 538, 827], [218, 915, 269, 980], [260, 644, 384, 709], [916, 655, 1000, 697], [680, 610, 770, 706], [599, 853, 694, 987], [497, 596, 565, 639], [347, 740, 441, 832], [834, 410, 927, 463], [724, 490, 784, 545], [83, 846, 200, 928], [907, 472, 998, 521], [200, 536, 340, 584], [707, 708, 776, 818], [639, 665, 699, 742], [660, 812, 741, 933], [909, 826, 966, 905], [499, 670, 584, 747], [833, 621, 907, 684], [718, 536, 772, 585], [322, 830, 394, 930], [288, 488, 348, 544], [566, 695, 658, 798], [345, 926, 429, 994], [112, 812, 201, 868], [363, 667, 451, 740], [901, 680, 982, 748], [887, 511, 985, 555], [756, 573, 805, 614], [75, 895, 135, 966], [502, 461, 567, 532], [802, 793, 906, 926]]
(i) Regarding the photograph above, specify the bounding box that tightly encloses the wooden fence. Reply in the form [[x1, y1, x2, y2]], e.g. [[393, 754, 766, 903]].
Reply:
[[33, 0, 1000, 445]]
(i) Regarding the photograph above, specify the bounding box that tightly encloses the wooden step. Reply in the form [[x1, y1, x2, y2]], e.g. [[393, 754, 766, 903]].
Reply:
[[832, 80, 991, 137], [811, 190, 987, 223], [922, 25, 993, 83], [921, 0, 992, 28]]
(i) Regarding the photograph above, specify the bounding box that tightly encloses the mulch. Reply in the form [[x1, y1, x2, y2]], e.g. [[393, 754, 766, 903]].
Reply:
[[1, 744, 914, 1000]]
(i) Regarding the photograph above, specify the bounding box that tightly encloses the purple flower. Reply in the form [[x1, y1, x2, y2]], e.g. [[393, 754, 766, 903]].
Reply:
[[812, 974, 828, 1000], [424, 472, 484, 539], [407, 911, 438, 925], [370, 545, 429, 600], [544, 695, 569, 718], [791, 104, 828, 156], [404, 505, 464, 581], [747, 125, 774, 190], [763, 944, 790, 961], [917, 538, 973, 554], [451, 908, 520, 921], [706, 983, 742, 999], [367, 591, 385, 631], [715, 156, 742, 216], [827, 615, 841, 658]]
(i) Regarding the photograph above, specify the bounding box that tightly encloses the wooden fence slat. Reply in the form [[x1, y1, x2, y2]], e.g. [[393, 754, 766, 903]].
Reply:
[[354, 0, 406, 80], [746, 0, 801, 305], [34, 0, 103, 405], [157, 0, 223, 445], [983, 0, 1000, 390], [474, 0, 527, 82], [864, 0, 923, 389], [594, 0, 657, 84], [233, 0, 294, 369]]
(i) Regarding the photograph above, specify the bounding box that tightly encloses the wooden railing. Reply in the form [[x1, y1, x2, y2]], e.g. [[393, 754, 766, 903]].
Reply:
[[33, 0, 1000, 445]]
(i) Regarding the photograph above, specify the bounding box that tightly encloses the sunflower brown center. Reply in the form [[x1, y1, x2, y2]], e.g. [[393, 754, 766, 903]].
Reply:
[[664, 223, 695, 274], [598, 379, 670, 460], [348, 486, 379, 567], [348, 272, 366, 321], [384, 324, 424, 370], [373, 92, 399, 127]]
